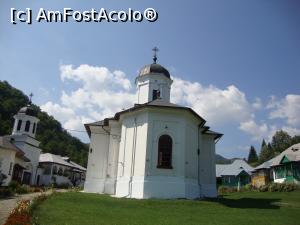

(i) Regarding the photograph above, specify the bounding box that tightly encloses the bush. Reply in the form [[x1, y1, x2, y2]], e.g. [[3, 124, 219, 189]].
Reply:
[[8, 181, 20, 192], [258, 182, 299, 192], [258, 185, 268, 192], [218, 186, 237, 194], [241, 184, 253, 191], [0, 188, 14, 198], [16, 185, 31, 194], [54, 182, 72, 189]]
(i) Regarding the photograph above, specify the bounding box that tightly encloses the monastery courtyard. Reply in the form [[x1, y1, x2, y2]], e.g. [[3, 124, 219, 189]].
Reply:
[[31, 191, 300, 225]]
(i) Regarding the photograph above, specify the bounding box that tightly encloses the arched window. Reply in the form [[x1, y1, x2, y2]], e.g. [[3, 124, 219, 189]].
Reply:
[[17, 120, 22, 131], [25, 121, 30, 132], [157, 135, 173, 169], [32, 123, 36, 134]]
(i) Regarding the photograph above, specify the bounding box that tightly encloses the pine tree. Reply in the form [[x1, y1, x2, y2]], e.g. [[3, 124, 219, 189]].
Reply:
[[259, 141, 274, 163], [247, 145, 258, 164]]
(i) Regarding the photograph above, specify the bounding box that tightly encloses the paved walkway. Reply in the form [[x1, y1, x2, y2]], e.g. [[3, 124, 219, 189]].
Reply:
[[0, 190, 55, 225]]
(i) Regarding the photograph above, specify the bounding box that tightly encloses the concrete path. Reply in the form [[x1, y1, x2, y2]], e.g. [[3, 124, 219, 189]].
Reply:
[[0, 190, 58, 225]]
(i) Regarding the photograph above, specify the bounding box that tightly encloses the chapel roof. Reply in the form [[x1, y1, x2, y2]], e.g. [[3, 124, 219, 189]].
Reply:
[[18, 104, 38, 117], [138, 63, 171, 79], [85, 99, 223, 140], [0, 135, 30, 161]]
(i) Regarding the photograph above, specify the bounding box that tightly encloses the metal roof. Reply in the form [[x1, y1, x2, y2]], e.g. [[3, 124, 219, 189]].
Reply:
[[39, 153, 86, 171], [253, 143, 300, 171], [84, 99, 223, 140], [0, 135, 30, 161], [216, 159, 253, 177], [138, 63, 171, 79]]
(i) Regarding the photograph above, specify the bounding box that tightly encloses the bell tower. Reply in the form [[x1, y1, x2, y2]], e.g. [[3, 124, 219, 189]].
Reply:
[[135, 47, 173, 104], [12, 93, 39, 138]]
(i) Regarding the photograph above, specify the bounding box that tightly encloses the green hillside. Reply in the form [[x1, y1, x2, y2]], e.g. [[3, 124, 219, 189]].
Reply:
[[0, 80, 88, 166]]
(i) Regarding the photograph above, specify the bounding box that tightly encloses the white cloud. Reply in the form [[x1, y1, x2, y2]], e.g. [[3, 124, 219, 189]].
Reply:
[[239, 119, 277, 141], [41, 64, 299, 143], [60, 64, 131, 91], [171, 77, 255, 125], [268, 94, 300, 126]]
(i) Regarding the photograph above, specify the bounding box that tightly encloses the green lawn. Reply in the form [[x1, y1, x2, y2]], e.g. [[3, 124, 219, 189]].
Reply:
[[33, 191, 300, 225]]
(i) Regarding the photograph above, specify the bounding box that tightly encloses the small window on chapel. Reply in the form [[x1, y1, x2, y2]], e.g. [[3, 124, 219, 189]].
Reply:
[[17, 120, 22, 131], [157, 135, 173, 169], [25, 121, 30, 132], [152, 90, 160, 101], [32, 123, 36, 134]]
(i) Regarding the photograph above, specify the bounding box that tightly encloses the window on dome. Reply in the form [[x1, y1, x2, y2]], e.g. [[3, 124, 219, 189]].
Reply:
[[25, 121, 30, 132], [153, 90, 160, 100], [17, 120, 22, 131], [32, 123, 36, 134], [157, 135, 172, 169]]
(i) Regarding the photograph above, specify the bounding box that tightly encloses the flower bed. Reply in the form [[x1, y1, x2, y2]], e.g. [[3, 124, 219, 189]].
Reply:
[[3, 194, 48, 225]]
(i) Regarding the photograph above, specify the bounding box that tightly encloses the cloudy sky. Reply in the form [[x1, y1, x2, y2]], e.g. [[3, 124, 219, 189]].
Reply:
[[1, 0, 300, 158]]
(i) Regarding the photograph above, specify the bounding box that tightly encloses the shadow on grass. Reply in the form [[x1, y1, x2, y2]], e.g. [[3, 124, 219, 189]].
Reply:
[[205, 196, 281, 209]]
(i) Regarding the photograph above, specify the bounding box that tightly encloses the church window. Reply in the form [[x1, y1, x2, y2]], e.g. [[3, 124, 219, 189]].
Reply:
[[90, 148, 93, 153], [25, 120, 30, 132], [17, 120, 22, 131], [32, 123, 36, 134], [157, 135, 172, 169], [152, 90, 160, 100]]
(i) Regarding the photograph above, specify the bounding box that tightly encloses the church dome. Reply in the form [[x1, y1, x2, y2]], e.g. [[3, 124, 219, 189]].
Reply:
[[138, 63, 171, 79], [19, 105, 37, 117]]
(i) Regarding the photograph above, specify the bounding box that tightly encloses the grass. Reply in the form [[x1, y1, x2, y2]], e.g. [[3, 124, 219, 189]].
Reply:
[[33, 191, 300, 225]]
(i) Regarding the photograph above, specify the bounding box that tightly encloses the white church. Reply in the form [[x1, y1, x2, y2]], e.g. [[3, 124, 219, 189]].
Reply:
[[84, 50, 222, 199]]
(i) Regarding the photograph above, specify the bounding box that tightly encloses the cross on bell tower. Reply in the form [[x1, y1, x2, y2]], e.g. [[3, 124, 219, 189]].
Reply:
[[29, 93, 33, 105], [152, 47, 159, 64]]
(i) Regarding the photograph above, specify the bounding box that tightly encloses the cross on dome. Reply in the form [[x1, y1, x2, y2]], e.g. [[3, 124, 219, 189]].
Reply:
[[152, 47, 159, 64], [29, 92, 33, 104]]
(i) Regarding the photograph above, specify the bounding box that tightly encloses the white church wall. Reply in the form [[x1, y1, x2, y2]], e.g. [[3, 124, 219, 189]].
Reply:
[[184, 118, 201, 199], [199, 135, 217, 198], [115, 112, 148, 198], [104, 123, 121, 194], [13, 136, 41, 185], [142, 109, 191, 198], [84, 126, 110, 193], [0, 148, 16, 186], [147, 109, 184, 178]]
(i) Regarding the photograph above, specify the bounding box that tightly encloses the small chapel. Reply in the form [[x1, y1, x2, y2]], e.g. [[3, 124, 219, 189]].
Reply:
[[84, 49, 222, 199]]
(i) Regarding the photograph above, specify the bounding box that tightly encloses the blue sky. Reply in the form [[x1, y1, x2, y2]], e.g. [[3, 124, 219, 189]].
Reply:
[[1, 0, 300, 159]]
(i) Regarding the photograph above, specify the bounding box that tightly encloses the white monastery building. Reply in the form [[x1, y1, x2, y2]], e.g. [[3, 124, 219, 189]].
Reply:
[[0, 103, 41, 186], [0, 101, 86, 187], [84, 51, 223, 199]]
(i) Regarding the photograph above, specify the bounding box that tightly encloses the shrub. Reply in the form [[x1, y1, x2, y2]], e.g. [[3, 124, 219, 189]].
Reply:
[[55, 182, 71, 189], [241, 184, 253, 191], [258, 185, 268, 192], [0, 188, 14, 198], [16, 185, 31, 194], [218, 186, 237, 194], [8, 181, 20, 192]]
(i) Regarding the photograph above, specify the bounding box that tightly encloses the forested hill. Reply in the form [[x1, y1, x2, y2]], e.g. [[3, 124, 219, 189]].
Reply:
[[0, 80, 88, 166]]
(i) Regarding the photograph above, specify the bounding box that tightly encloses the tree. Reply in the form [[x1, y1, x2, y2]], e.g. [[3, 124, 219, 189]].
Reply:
[[271, 130, 292, 154], [0, 80, 88, 166], [292, 135, 300, 145], [259, 141, 274, 163], [247, 146, 258, 164]]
